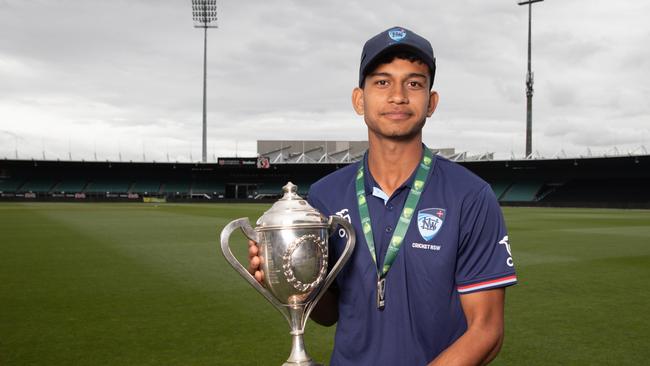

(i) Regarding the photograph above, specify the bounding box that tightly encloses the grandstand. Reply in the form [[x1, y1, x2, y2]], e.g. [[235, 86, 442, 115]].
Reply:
[[1, 149, 648, 207], [466, 155, 650, 208], [0, 156, 335, 201], [258, 140, 368, 164], [257, 140, 458, 164]]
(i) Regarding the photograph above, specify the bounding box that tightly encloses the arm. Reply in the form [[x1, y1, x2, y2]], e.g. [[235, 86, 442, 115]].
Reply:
[[308, 288, 339, 326], [428, 288, 505, 366]]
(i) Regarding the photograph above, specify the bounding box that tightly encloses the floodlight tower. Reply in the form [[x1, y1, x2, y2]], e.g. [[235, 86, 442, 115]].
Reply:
[[518, 0, 543, 158], [191, 0, 218, 163]]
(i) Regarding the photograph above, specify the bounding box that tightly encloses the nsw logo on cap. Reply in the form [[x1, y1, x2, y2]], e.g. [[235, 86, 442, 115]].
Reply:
[[388, 28, 407, 42]]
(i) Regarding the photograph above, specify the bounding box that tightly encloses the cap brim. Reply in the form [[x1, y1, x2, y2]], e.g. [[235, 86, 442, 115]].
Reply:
[[360, 43, 435, 88]]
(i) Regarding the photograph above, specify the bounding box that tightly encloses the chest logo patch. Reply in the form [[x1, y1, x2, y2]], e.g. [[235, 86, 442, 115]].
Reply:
[[417, 208, 446, 241]]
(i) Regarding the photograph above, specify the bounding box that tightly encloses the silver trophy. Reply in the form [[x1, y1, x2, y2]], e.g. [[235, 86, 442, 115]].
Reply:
[[220, 182, 356, 366]]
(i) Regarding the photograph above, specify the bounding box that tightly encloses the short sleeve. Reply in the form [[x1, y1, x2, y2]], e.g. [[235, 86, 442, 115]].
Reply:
[[455, 185, 517, 294], [307, 184, 330, 216]]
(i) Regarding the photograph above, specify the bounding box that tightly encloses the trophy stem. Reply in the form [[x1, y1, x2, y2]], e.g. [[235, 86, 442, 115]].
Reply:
[[287, 303, 307, 333], [284, 333, 322, 366], [283, 305, 322, 366]]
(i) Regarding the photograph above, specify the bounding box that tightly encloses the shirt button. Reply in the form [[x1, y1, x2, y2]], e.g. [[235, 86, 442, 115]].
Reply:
[[385, 226, 393, 233]]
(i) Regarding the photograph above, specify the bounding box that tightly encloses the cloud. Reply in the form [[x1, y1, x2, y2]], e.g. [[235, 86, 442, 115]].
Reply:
[[0, 0, 649, 161]]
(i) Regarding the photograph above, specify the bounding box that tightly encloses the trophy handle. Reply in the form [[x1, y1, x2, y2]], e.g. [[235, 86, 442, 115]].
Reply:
[[304, 215, 356, 322], [220, 218, 290, 323]]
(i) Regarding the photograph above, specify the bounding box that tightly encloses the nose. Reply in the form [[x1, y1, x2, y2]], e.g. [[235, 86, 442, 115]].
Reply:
[[388, 84, 408, 104]]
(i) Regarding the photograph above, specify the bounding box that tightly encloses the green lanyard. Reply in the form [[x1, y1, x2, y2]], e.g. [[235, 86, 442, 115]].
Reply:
[[356, 148, 434, 309]]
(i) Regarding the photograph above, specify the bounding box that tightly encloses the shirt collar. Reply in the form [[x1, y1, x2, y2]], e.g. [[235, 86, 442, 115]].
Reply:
[[361, 144, 429, 197]]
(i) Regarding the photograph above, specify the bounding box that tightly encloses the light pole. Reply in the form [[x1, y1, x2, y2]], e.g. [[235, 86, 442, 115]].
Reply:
[[518, 0, 543, 158], [191, 0, 218, 163]]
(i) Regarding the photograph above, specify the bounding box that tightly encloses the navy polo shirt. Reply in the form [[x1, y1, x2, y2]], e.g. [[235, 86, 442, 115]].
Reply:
[[308, 148, 517, 366]]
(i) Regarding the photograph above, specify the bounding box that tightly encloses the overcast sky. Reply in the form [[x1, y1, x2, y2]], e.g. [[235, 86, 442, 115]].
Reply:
[[1, 0, 649, 162]]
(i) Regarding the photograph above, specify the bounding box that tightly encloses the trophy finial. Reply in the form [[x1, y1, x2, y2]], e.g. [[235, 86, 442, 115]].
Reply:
[[282, 182, 299, 199]]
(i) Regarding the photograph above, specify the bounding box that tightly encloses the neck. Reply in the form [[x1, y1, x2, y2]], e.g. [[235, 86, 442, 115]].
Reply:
[[367, 134, 423, 197]]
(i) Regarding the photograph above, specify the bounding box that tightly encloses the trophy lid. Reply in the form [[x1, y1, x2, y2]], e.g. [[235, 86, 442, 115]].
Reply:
[[256, 182, 328, 230]]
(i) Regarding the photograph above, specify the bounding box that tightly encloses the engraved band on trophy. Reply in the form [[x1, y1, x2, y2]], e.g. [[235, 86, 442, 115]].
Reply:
[[220, 182, 356, 366]]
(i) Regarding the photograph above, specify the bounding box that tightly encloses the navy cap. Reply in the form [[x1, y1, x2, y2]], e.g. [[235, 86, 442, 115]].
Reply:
[[359, 26, 436, 88]]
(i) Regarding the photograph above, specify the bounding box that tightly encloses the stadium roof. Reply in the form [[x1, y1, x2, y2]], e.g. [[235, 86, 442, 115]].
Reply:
[[257, 140, 490, 163]]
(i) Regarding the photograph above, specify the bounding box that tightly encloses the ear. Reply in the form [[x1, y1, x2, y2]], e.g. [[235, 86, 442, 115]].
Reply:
[[351, 87, 364, 115], [426, 91, 439, 117]]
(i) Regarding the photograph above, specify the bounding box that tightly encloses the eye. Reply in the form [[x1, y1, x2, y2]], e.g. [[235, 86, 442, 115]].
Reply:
[[407, 81, 424, 89], [375, 79, 389, 87]]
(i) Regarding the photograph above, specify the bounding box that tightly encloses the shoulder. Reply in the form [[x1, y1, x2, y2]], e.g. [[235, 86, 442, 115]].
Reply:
[[309, 162, 359, 197], [308, 162, 359, 214], [432, 156, 503, 231], [430, 155, 500, 217], [432, 155, 491, 196]]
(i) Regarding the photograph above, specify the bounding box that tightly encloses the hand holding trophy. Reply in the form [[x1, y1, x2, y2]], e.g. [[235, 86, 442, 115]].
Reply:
[[220, 182, 356, 366]]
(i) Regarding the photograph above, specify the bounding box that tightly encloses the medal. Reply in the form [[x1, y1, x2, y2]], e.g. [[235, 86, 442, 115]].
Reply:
[[356, 147, 434, 311], [376, 277, 386, 310]]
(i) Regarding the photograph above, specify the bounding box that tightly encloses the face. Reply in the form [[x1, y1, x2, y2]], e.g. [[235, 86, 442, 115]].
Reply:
[[352, 58, 439, 141]]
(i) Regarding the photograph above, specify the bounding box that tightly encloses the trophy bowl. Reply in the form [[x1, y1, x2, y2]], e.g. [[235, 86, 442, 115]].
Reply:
[[220, 182, 355, 366]]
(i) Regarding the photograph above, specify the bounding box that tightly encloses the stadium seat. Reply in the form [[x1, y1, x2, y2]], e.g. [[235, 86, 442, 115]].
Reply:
[[131, 180, 162, 194], [19, 178, 57, 193], [85, 180, 131, 193], [52, 180, 88, 193], [0, 177, 26, 192], [161, 181, 191, 194], [256, 183, 284, 195], [501, 181, 543, 202], [542, 178, 650, 205], [489, 181, 511, 200], [191, 181, 225, 194]]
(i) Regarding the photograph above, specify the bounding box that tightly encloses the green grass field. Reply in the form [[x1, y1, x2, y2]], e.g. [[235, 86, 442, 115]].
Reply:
[[1, 203, 649, 365]]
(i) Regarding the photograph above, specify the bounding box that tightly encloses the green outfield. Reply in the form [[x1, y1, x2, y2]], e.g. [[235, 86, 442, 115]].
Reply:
[[0, 203, 649, 365]]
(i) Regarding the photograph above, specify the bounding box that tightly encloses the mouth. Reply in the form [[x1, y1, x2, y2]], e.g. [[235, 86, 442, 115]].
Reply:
[[381, 110, 413, 120]]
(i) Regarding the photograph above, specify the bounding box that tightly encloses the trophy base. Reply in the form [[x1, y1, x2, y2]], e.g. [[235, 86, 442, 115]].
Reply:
[[282, 362, 323, 366]]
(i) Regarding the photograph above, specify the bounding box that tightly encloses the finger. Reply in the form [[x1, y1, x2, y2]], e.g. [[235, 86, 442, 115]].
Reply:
[[254, 270, 264, 284], [248, 255, 260, 275], [248, 243, 258, 259]]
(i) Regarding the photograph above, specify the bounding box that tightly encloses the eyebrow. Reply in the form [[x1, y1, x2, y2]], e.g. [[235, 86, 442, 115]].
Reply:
[[368, 72, 427, 80]]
